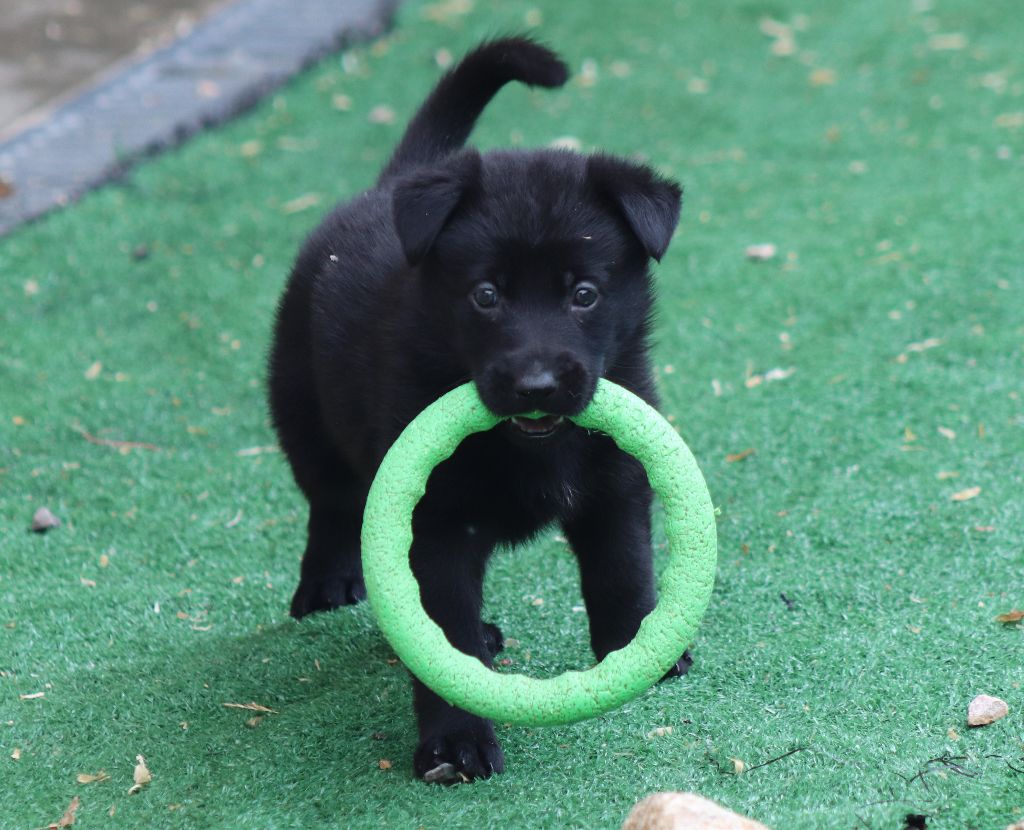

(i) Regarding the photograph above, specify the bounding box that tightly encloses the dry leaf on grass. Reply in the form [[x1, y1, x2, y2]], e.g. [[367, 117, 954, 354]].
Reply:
[[951, 487, 981, 502], [281, 194, 322, 215], [378, 759, 392, 770], [76, 771, 109, 784], [809, 68, 837, 86], [47, 795, 80, 828], [726, 449, 756, 463], [223, 702, 278, 714], [995, 610, 1024, 624], [368, 105, 396, 125], [11, 747, 21, 761], [128, 755, 152, 795], [20, 692, 45, 700]]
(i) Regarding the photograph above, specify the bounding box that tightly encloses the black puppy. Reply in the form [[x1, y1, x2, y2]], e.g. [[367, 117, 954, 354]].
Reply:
[[267, 37, 686, 781]]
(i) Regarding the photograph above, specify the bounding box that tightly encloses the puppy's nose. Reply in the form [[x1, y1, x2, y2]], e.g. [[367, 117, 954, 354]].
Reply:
[[514, 368, 557, 402]]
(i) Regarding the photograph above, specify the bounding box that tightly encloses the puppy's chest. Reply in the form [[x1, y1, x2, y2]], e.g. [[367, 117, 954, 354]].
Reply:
[[424, 440, 589, 538]]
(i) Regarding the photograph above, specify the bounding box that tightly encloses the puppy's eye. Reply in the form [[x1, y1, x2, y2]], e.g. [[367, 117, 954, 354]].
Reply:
[[572, 283, 599, 309], [471, 283, 499, 309]]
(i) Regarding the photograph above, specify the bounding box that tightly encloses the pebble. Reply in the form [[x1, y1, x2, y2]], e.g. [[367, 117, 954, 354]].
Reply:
[[31, 507, 61, 533], [967, 694, 1009, 727], [622, 792, 771, 830]]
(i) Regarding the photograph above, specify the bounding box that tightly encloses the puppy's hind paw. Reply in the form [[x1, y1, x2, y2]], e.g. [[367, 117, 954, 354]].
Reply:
[[660, 649, 694, 681], [482, 621, 505, 658], [289, 574, 366, 619]]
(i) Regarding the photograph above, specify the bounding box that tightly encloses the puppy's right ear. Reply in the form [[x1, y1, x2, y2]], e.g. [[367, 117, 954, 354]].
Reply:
[[392, 152, 481, 265]]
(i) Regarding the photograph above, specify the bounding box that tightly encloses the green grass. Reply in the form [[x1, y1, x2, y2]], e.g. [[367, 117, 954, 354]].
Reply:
[[2, 0, 1023, 827]]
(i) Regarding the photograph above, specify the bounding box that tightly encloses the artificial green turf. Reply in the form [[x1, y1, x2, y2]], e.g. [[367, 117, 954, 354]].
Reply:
[[1, 0, 1022, 827]]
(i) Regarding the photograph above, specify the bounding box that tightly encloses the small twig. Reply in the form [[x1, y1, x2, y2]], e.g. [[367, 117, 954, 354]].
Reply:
[[71, 423, 159, 451], [745, 746, 807, 773], [779, 592, 796, 609], [854, 813, 876, 830], [926, 754, 978, 778]]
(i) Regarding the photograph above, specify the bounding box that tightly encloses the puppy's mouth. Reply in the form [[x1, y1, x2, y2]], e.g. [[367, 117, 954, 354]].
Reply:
[[507, 414, 566, 438]]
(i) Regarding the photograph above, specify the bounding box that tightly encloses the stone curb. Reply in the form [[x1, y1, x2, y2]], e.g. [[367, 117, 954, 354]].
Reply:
[[0, 0, 397, 238]]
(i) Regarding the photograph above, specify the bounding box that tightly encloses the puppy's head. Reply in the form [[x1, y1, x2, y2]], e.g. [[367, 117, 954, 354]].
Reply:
[[392, 149, 681, 439]]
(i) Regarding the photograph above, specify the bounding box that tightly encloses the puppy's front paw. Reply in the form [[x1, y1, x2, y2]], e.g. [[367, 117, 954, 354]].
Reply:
[[414, 723, 505, 783], [660, 649, 694, 681], [289, 573, 366, 619]]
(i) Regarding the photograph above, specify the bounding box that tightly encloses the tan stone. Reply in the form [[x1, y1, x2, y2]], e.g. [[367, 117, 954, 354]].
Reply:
[[968, 694, 1009, 727], [622, 792, 771, 830]]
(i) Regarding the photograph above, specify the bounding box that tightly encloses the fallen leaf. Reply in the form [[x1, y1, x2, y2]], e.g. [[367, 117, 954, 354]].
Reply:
[[368, 105, 396, 125], [951, 487, 981, 502], [936, 470, 958, 480], [995, 112, 1024, 129], [128, 754, 152, 795], [19, 692, 45, 700], [281, 193, 322, 214], [11, 747, 21, 761], [809, 68, 837, 86], [726, 449, 756, 463], [938, 426, 956, 440], [973, 525, 995, 533], [84, 361, 102, 380], [907, 337, 942, 352], [223, 702, 278, 714], [245, 716, 263, 729], [76, 771, 110, 784], [995, 610, 1024, 624], [236, 445, 278, 457], [80, 578, 96, 588], [378, 759, 392, 770], [53, 795, 80, 828], [764, 367, 796, 382], [647, 726, 673, 738], [929, 32, 967, 50], [731, 758, 746, 774], [947, 727, 960, 741]]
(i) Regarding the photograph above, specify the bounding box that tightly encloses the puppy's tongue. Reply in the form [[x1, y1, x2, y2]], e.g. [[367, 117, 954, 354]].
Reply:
[[510, 414, 564, 435]]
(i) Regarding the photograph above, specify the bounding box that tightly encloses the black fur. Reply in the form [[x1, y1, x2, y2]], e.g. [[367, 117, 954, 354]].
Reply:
[[267, 37, 686, 782]]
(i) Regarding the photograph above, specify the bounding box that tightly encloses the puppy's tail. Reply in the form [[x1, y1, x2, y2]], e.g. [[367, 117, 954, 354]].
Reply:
[[378, 36, 568, 182]]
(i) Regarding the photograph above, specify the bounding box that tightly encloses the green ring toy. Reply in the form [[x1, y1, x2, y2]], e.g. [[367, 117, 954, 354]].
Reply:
[[361, 379, 717, 727]]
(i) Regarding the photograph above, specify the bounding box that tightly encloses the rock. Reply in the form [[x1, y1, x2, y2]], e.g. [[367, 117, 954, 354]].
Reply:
[[745, 243, 777, 261], [31, 507, 61, 533], [622, 792, 771, 830], [967, 694, 1009, 727]]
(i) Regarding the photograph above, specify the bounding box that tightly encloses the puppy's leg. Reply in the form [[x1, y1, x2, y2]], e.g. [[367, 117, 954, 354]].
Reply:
[[409, 533, 504, 782], [290, 496, 365, 618], [563, 467, 692, 678]]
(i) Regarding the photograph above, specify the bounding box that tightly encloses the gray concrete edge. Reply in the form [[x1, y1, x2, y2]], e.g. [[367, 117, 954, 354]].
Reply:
[[0, 0, 398, 238]]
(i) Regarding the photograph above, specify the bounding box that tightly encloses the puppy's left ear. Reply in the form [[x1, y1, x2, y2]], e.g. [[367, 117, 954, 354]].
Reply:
[[392, 151, 481, 266], [587, 155, 682, 261]]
